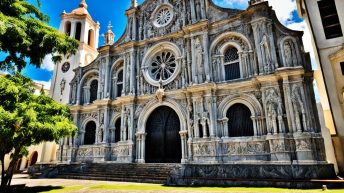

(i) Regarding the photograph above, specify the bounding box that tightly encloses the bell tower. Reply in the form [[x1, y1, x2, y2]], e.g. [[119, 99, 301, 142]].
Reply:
[[50, 0, 100, 104]]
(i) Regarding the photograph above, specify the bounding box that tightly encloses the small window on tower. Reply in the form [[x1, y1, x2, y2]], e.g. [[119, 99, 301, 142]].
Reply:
[[318, 0, 343, 39], [340, 62, 344, 75]]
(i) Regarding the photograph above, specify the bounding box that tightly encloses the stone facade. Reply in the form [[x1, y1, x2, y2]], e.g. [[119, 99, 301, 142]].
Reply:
[[55, 0, 331, 174]]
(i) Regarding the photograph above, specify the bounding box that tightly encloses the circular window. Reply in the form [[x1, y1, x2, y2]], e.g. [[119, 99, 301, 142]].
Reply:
[[154, 6, 173, 27], [150, 51, 176, 81], [61, 62, 70, 73]]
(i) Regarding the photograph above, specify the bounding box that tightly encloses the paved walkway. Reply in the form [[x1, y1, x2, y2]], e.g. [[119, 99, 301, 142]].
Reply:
[[9, 174, 327, 193]]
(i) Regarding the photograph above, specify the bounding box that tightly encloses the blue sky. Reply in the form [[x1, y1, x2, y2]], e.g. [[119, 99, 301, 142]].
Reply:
[[1, 0, 311, 90]]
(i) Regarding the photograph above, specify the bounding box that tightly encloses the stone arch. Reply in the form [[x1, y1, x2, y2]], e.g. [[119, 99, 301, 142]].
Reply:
[[82, 119, 98, 145], [218, 94, 264, 137], [137, 98, 187, 133], [210, 32, 253, 54], [210, 32, 256, 80], [279, 36, 302, 67], [78, 70, 99, 105], [110, 58, 124, 99], [218, 94, 263, 118], [110, 113, 122, 143], [141, 42, 182, 86]]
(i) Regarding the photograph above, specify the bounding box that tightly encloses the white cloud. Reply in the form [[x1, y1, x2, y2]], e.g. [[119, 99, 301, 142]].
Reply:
[[41, 54, 55, 72], [33, 79, 52, 90], [214, 0, 248, 7]]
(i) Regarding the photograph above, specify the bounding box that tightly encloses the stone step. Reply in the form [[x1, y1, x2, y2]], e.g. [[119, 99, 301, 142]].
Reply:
[[52, 163, 181, 184], [59, 172, 170, 178], [56, 174, 167, 184]]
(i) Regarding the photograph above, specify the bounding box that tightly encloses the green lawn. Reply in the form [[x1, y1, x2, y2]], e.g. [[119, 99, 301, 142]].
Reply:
[[37, 184, 343, 193]]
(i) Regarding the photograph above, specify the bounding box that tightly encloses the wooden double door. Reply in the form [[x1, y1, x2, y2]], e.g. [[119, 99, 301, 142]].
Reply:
[[145, 106, 182, 163]]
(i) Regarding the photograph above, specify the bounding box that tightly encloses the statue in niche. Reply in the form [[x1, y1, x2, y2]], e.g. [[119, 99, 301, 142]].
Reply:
[[267, 103, 278, 134], [98, 128, 104, 143], [195, 0, 201, 20], [60, 79, 66, 95], [291, 85, 307, 132], [266, 89, 285, 134], [200, 112, 210, 138], [277, 97, 285, 133], [260, 35, 272, 72], [147, 24, 153, 39], [284, 40, 298, 67], [195, 37, 204, 83], [123, 108, 130, 141]]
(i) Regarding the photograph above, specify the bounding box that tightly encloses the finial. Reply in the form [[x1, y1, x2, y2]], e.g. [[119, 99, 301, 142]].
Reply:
[[103, 21, 115, 46], [62, 10, 66, 14], [107, 21, 112, 31], [131, 0, 138, 8], [79, 0, 88, 9]]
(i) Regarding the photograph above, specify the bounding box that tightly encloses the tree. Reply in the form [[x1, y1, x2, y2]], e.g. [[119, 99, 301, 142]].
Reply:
[[0, 0, 79, 71], [0, 73, 78, 191]]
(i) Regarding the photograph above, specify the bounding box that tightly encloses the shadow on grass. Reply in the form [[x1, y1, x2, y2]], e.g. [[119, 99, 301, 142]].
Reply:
[[1, 185, 63, 193]]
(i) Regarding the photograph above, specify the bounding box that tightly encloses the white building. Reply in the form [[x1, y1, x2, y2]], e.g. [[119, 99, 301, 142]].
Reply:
[[297, 0, 344, 175]]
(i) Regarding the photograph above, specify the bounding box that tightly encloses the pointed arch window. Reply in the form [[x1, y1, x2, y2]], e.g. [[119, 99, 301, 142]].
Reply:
[[89, 79, 98, 103], [224, 47, 240, 80]]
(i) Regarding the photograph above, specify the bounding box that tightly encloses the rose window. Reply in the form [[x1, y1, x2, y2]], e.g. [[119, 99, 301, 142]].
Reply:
[[154, 6, 173, 27], [150, 51, 176, 81]]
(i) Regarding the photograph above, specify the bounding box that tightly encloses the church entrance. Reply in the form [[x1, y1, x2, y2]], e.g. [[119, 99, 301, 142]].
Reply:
[[145, 106, 181, 163]]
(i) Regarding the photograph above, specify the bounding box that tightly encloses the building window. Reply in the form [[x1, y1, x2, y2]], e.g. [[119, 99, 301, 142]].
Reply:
[[341, 62, 344, 75], [224, 47, 240, 81], [89, 79, 98, 103], [116, 70, 123, 97], [75, 22, 82, 41], [318, 0, 343, 39], [226, 104, 254, 137], [88, 29, 94, 47]]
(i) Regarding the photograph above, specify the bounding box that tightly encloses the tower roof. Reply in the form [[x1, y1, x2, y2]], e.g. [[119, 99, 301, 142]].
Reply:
[[71, 0, 89, 15]]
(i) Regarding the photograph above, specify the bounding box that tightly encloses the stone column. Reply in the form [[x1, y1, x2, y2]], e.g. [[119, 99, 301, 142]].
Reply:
[[179, 130, 188, 163], [130, 50, 136, 95], [135, 133, 141, 162], [141, 133, 147, 163], [104, 108, 110, 143], [282, 78, 295, 133], [251, 116, 258, 136], [191, 37, 197, 84], [83, 86, 90, 104], [190, 0, 196, 23], [202, 31, 211, 82], [251, 22, 264, 74], [220, 55, 225, 81], [70, 21, 76, 38], [122, 55, 128, 96], [104, 58, 110, 98], [112, 77, 117, 99], [222, 118, 229, 138]]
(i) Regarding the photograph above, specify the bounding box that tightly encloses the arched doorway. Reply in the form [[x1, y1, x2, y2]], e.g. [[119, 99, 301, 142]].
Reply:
[[145, 106, 181, 163], [227, 103, 254, 137], [84, 121, 96, 145], [30, 151, 38, 166]]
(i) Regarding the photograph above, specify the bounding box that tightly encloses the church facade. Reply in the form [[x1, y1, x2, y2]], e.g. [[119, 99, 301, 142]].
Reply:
[[52, 0, 333, 176]]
